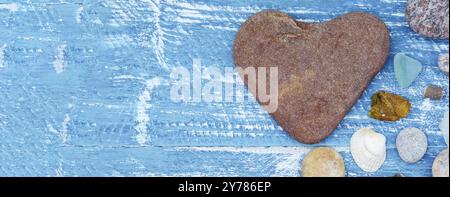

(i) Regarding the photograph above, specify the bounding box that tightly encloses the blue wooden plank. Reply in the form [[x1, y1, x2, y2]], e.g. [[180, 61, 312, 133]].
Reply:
[[0, 0, 448, 177], [6, 145, 437, 177]]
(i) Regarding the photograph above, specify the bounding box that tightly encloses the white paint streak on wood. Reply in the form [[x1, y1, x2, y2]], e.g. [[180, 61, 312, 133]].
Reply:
[[112, 75, 145, 81], [202, 25, 238, 31], [385, 21, 408, 27], [136, 77, 161, 146], [175, 146, 348, 176], [53, 44, 67, 74], [177, 146, 349, 155], [75, 6, 83, 24], [344, 115, 369, 120], [142, 171, 210, 177], [421, 98, 432, 111], [146, 0, 169, 71], [47, 124, 59, 135], [273, 153, 303, 177], [389, 12, 405, 17], [47, 114, 71, 144], [165, 1, 262, 13], [0, 44, 6, 69], [175, 146, 309, 154], [380, 0, 408, 3], [61, 114, 71, 144], [55, 161, 64, 177], [0, 3, 18, 12]]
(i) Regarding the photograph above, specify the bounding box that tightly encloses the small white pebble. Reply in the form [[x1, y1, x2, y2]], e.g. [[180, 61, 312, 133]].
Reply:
[[439, 54, 449, 75]]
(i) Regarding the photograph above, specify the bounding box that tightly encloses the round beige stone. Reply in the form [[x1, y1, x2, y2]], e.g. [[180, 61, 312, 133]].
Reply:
[[302, 147, 346, 177], [432, 149, 449, 177]]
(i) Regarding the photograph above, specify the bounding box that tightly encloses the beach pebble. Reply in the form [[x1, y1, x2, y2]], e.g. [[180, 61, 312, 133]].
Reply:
[[369, 91, 411, 121], [439, 54, 449, 75], [302, 147, 345, 177], [351, 128, 387, 173], [406, 0, 449, 39], [394, 53, 423, 88], [396, 127, 428, 163], [424, 85, 444, 100], [234, 10, 390, 144], [432, 149, 449, 177], [440, 110, 449, 146], [394, 173, 405, 177]]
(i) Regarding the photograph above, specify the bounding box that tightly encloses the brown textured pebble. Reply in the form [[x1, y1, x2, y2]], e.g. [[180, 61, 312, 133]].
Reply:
[[406, 0, 449, 39], [424, 85, 444, 100], [439, 54, 449, 75], [302, 147, 345, 177], [234, 11, 390, 144]]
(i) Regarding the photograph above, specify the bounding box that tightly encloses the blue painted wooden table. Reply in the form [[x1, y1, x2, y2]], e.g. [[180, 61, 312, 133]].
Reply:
[[0, 0, 448, 177]]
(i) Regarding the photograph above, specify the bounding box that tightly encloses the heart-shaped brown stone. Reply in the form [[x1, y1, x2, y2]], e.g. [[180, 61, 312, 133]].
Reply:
[[234, 11, 390, 144]]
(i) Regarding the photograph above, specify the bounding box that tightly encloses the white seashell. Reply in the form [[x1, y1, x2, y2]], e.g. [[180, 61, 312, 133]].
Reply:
[[351, 128, 387, 173], [440, 110, 449, 147]]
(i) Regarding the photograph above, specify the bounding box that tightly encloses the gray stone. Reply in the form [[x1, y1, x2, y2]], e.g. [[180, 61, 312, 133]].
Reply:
[[396, 127, 428, 163], [432, 149, 449, 177], [406, 0, 449, 39], [394, 173, 405, 177]]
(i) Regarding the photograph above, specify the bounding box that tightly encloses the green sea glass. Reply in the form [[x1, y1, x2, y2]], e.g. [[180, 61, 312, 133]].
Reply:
[[394, 53, 423, 88]]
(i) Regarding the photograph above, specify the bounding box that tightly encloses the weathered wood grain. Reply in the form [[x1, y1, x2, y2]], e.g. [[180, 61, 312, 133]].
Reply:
[[0, 0, 448, 177]]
